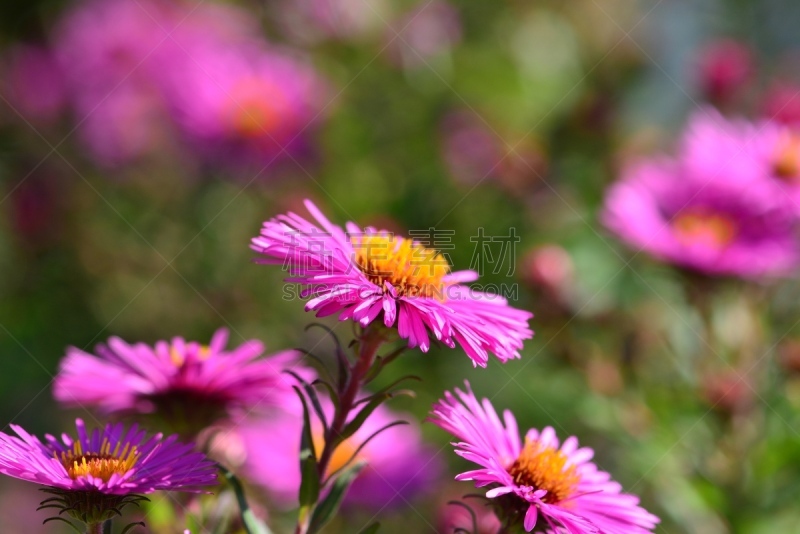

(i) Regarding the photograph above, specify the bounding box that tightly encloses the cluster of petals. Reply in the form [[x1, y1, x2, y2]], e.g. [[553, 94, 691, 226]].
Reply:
[[430, 383, 659, 533], [0, 419, 217, 494], [54, 328, 306, 418], [251, 200, 533, 367], [602, 109, 800, 278]]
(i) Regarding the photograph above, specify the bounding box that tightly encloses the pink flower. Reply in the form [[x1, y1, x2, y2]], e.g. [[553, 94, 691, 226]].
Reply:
[[236, 394, 440, 510], [602, 110, 800, 278], [1, 45, 67, 125], [0, 419, 216, 524], [162, 41, 327, 170], [250, 200, 533, 367], [430, 383, 659, 533], [54, 328, 309, 434], [696, 39, 753, 103]]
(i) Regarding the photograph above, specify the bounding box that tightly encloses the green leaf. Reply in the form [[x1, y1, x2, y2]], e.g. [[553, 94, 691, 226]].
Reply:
[[352, 375, 421, 407], [285, 370, 328, 434], [295, 386, 321, 512], [308, 461, 367, 533], [325, 421, 409, 483]]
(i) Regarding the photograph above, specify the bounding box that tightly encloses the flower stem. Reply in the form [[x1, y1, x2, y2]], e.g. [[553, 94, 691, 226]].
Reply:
[[86, 522, 103, 534], [315, 326, 384, 481]]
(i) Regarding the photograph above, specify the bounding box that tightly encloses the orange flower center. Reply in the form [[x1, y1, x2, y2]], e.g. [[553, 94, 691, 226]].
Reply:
[[773, 134, 800, 180], [169, 345, 211, 367], [672, 210, 737, 248], [226, 79, 286, 139], [57, 438, 139, 482], [313, 433, 359, 478], [351, 234, 450, 298], [507, 439, 580, 504]]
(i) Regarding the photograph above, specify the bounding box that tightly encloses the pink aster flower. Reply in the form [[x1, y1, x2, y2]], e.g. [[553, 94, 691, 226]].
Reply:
[[602, 111, 800, 279], [54, 328, 309, 435], [0, 418, 217, 526], [430, 383, 659, 533], [250, 200, 533, 367], [162, 40, 327, 171], [236, 393, 439, 510], [681, 109, 800, 213]]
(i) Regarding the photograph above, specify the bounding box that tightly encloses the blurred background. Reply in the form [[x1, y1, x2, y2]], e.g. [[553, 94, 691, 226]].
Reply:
[[3, 0, 800, 532]]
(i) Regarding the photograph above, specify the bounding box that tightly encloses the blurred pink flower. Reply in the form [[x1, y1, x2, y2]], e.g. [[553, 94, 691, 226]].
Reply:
[[681, 109, 800, 213], [602, 110, 800, 278], [238, 393, 440, 510], [1, 45, 67, 125], [54, 328, 309, 435], [438, 497, 502, 534], [48, 0, 327, 171], [761, 82, 800, 128], [696, 39, 753, 103], [430, 383, 659, 533], [51, 0, 182, 165], [386, 0, 461, 69], [163, 41, 328, 171], [440, 111, 503, 186]]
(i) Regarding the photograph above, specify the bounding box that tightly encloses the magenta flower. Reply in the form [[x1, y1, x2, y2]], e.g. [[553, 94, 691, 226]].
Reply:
[[602, 111, 800, 278], [250, 200, 533, 367], [236, 393, 439, 510], [1, 45, 67, 126], [163, 40, 327, 171], [0, 419, 216, 524], [54, 328, 308, 434], [681, 110, 800, 213], [696, 39, 753, 103], [430, 383, 659, 533]]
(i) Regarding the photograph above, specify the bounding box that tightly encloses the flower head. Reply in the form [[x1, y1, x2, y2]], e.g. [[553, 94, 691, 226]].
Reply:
[[602, 111, 800, 279], [54, 328, 309, 435], [430, 383, 659, 533], [251, 200, 533, 367], [0, 419, 216, 524], [236, 392, 439, 510], [163, 41, 327, 171]]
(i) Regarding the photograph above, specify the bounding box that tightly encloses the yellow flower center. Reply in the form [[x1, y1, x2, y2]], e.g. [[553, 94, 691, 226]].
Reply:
[[57, 438, 140, 482], [672, 210, 737, 248], [773, 134, 800, 180], [507, 438, 580, 504], [169, 345, 211, 367], [351, 234, 450, 298]]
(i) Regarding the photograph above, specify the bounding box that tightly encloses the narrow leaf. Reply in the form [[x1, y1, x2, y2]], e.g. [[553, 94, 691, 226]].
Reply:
[[219, 464, 274, 534], [334, 393, 391, 447], [285, 370, 328, 433], [120, 522, 146, 534], [309, 461, 367, 533], [325, 420, 409, 483], [295, 386, 321, 510]]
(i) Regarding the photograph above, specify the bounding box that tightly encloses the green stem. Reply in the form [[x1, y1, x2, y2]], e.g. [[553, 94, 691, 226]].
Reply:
[[219, 464, 273, 534], [86, 522, 103, 534], [315, 326, 384, 480]]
